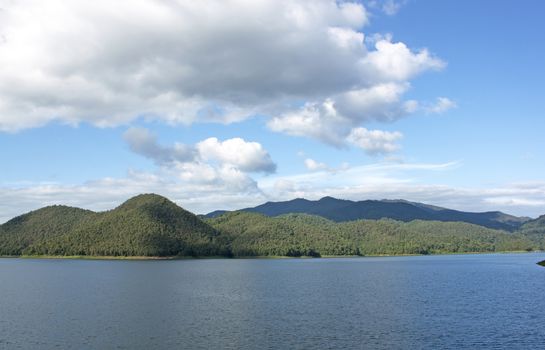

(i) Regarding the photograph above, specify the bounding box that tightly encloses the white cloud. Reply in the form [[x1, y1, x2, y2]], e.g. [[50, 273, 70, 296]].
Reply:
[[121, 127, 274, 199], [336, 82, 412, 122], [268, 83, 411, 148], [123, 129, 273, 207], [348, 127, 403, 155], [0, 0, 447, 138], [425, 97, 457, 114], [3, 162, 545, 223], [123, 127, 276, 174], [304, 158, 329, 171], [303, 158, 350, 173], [196, 137, 276, 173], [362, 39, 445, 82], [268, 99, 350, 146]]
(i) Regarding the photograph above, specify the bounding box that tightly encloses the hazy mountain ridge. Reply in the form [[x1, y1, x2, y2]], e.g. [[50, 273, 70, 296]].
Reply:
[[205, 196, 530, 231]]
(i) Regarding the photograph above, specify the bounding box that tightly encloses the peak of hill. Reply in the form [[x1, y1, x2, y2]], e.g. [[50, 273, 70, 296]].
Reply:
[[117, 193, 172, 210], [205, 196, 529, 231]]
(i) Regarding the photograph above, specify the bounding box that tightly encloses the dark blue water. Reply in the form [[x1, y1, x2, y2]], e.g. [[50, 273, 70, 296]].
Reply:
[[1, 253, 544, 349]]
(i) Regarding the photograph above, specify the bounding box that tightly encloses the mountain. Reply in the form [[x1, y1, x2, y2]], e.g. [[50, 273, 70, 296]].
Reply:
[[205, 196, 529, 231], [0, 194, 228, 257]]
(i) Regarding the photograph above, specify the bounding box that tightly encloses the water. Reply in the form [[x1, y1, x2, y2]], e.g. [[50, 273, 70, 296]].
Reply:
[[0, 253, 544, 349]]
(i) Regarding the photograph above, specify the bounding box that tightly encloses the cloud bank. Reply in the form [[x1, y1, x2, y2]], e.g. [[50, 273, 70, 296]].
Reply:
[[2, 163, 545, 223], [0, 0, 448, 151]]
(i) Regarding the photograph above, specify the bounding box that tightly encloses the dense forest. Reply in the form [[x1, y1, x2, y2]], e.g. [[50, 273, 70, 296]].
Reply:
[[0, 194, 229, 257], [0, 193, 543, 258], [206, 212, 536, 257]]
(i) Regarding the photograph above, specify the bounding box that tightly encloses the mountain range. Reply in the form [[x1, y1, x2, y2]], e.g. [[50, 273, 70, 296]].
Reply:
[[205, 197, 530, 231], [1, 193, 544, 258]]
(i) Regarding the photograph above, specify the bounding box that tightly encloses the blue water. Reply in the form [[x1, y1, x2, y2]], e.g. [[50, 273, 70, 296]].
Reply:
[[0, 253, 544, 349]]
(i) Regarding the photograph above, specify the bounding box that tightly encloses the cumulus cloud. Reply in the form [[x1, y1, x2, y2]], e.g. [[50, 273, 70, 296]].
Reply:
[[0, 0, 447, 139], [347, 127, 403, 155], [123, 127, 275, 174], [268, 99, 350, 146], [361, 39, 445, 83], [196, 137, 276, 173], [304, 158, 329, 171], [268, 86, 407, 153], [120, 127, 275, 201]]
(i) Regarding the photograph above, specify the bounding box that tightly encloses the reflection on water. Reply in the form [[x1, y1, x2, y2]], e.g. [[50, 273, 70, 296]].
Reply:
[[1, 253, 545, 349]]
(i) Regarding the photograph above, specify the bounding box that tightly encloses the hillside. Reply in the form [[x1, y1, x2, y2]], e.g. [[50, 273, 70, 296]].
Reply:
[[517, 215, 545, 250], [205, 211, 536, 257], [0, 194, 228, 257], [205, 197, 529, 231], [0, 205, 95, 255]]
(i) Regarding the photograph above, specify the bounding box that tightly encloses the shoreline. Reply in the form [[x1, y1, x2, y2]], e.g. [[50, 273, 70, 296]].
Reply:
[[0, 250, 542, 261]]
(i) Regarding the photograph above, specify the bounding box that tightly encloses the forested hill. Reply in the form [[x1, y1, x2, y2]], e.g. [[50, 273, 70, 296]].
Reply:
[[1, 193, 544, 258], [517, 215, 545, 249], [205, 197, 529, 231], [0, 194, 228, 257], [204, 212, 537, 257]]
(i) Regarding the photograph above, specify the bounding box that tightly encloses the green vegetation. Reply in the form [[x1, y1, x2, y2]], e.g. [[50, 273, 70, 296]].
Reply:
[[0, 194, 229, 257], [538, 260, 545, 267], [206, 212, 536, 257], [1, 193, 544, 258], [517, 215, 545, 250]]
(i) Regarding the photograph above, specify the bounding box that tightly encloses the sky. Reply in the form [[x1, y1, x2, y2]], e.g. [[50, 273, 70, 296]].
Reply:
[[1, 0, 545, 222]]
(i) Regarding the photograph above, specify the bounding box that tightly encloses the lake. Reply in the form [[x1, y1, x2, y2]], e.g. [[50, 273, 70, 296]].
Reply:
[[1, 253, 544, 349]]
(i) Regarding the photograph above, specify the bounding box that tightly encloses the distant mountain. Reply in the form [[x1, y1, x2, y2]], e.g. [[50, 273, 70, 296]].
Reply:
[[0, 194, 228, 257], [205, 196, 529, 231]]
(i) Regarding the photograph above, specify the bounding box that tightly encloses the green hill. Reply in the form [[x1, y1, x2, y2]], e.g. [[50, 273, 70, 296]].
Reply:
[[205, 211, 536, 257], [517, 215, 545, 249], [0, 205, 95, 255], [0, 194, 228, 257]]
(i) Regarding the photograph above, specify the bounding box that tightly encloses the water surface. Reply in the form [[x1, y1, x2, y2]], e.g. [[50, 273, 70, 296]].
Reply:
[[1, 253, 544, 349]]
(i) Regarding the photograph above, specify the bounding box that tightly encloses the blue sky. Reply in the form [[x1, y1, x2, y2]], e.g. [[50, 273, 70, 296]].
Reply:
[[1, 0, 544, 221]]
